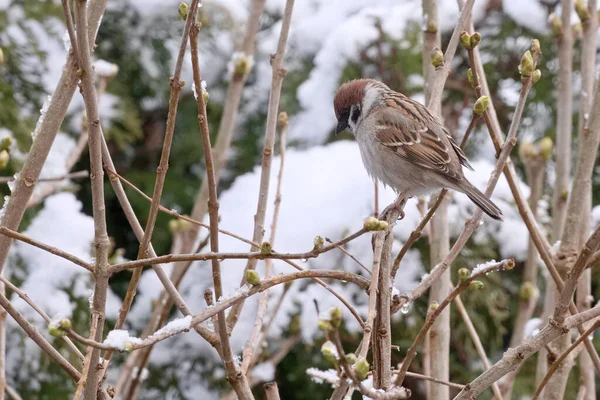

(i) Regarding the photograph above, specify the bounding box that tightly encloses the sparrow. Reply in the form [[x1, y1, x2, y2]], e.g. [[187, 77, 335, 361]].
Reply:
[[333, 78, 502, 221]]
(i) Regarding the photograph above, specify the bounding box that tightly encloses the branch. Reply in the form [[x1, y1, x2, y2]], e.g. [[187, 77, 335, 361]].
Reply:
[[552, 0, 574, 240], [454, 295, 503, 400], [190, 18, 253, 399], [395, 260, 514, 386], [0, 291, 80, 381], [0, 227, 93, 272], [227, 0, 295, 330], [242, 114, 289, 375], [78, 270, 369, 352], [532, 319, 600, 400], [109, 229, 367, 274], [0, 275, 84, 360], [74, 0, 112, 397]]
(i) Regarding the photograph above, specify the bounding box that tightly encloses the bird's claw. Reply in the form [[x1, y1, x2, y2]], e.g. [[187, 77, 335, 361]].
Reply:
[[379, 206, 405, 221]]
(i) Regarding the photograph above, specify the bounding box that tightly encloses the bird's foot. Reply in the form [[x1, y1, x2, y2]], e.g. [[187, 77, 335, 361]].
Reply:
[[379, 204, 405, 221]]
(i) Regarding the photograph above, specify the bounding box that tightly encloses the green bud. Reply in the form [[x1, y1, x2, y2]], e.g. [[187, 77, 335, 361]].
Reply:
[[519, 281, 539, 301], [469, 280, 484, 291], [48, 318, 71, 337], [0, 48, 4, 65], [345, 353, 357, 364], [318, 319, 334, 332], [123, 342, 134, 353], [458, 268, 470, 283], [467, 68, 475, 88], [431, 47, 444, 68], [260, 241, 272, 255], [0, 150, 9, 170], [245, 269, 261, 286], [48, 325, 65, 337], [460, 31, 472, 49], [313, 236, 324, 250], [426, 19, 437, 33], [470, 32, 482, 48], [234, 55, 253, 76], [0, 137, 12, 151], [58, 318, 72, 330], [202, 89, 209, 104], [321, 341, 338, 364], [376, 220, 389, 230], [532, 69, 542, 84], [364, 216, 383, 231], [278, 111, 289, 128], [561, 189, 569, 200], [518, 141, 536, 160], [429, 301, 439, 312], [548, 14, 562, 36], [531, 39, 541, 56], [473, 96, 489, 115], [330, 307, 342, 328], [178, 2, 189, 21], [538, 137, 554, 160], [575, 0, 590, 21], [519, 51, 534, 77], [168, 219, 179, 233], [354, 358, 370, 381]]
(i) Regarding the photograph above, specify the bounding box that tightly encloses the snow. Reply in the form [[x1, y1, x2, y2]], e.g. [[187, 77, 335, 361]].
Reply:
[[471, 259, 498, 276], [305, 368, 340, 386], [31, 96, 52, 141], [104, 330, 143, 351], [524, 318, 543, 337], [252, 362, 275, 382], [94, 59, 119, 78], [502, 0, 549, 34], [151, 315, 193, 338]]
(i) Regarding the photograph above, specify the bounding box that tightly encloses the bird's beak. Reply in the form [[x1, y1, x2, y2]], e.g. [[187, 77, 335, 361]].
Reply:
[[335, 119, 348, 135]]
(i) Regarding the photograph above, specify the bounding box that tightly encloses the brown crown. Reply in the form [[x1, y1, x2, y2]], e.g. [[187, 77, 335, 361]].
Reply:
[[333, 79, 374, 119]]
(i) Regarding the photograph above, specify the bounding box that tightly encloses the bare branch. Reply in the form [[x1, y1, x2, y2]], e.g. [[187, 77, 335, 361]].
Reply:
[[227, 0, 295, 330], [0, 227, 93, 272]]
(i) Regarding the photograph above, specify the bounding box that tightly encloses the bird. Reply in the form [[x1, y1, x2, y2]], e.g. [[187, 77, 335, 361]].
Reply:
[[333, 78, 503, 221]]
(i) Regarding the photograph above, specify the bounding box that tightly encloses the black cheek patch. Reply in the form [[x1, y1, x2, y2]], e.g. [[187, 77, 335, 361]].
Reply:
[[351, 107, 361, 124]]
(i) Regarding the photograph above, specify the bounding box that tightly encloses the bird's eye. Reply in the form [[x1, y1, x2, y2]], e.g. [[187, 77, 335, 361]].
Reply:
[[351, 106, 361, 124]]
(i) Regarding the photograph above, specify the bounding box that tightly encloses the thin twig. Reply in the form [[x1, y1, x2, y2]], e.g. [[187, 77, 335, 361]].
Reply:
[[0, 275, 84, 360], [64, 270, 369, 352], [0, 227, 93, 272], [242, 116, 289, 375], [0, 170, 88, 184], [0, 2, 106, 394], [74, 0, 112, 397], [532, 319, 600, 400], [109, 229, 367, 273], [395, 260, 514, 386], [454, 295, 503, 400], [106, 5, 206, 389], [190, 18, 253, 399], [0, 291, 81, 381], [227, 0, 295, 331]]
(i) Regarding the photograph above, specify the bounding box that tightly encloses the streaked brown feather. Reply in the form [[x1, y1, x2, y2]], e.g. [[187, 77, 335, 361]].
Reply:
[[374, 92, 472, 179]]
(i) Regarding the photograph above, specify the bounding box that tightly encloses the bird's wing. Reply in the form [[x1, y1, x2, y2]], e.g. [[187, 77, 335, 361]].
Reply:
[[373, 96, 471, 180]]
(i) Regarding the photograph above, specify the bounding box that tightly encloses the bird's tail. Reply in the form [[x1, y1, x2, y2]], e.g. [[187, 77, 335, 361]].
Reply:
[[463, 183, 503, 221]]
